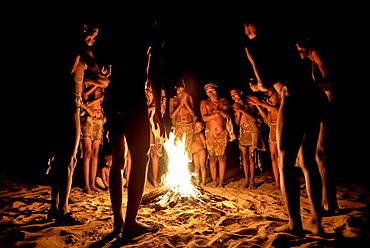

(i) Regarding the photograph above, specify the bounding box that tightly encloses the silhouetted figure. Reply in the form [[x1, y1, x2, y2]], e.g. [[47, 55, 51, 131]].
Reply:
[[104, 20, 165, 239], [244, 19, 327, 236], [49, 24, 110, 225]]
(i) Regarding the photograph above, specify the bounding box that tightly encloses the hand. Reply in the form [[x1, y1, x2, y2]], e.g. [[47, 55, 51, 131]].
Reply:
[[232, 103, 240, 112], [85, 106, 94, 116], [101, 65, 112, 77], [247, 95, 260, 104]]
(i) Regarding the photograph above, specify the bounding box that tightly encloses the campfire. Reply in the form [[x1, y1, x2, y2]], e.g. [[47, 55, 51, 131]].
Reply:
[[141, 132, 230, 213]]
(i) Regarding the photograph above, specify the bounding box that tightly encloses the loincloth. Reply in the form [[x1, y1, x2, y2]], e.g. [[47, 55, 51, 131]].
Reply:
[[205, 128, 228, 157], [174, 121, 194, 160], [81, 116, 104, 141], [239, 122, 265, 150], [239, 128, 254, 147]]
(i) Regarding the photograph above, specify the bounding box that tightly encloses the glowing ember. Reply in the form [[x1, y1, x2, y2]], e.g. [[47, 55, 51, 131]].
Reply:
[[162, 132, 200, 198]]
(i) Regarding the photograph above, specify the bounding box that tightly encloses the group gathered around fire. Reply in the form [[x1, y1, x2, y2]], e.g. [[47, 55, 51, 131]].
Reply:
[[47, 16, 339, 240]]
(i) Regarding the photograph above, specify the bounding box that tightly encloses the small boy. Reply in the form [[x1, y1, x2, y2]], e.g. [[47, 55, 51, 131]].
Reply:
[[95, 154, 116, 190], [191, 120, 207, 186]]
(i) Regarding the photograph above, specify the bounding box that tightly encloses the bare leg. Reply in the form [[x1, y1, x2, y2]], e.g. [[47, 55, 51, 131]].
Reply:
[[218, 155, 226, 188], [109, 131, 126, 234], [199, 150, 207, 186], [124, 149, 132, 187], [90, 141, 101, 191], [240, 145, 250, 187], [150, 145, 160, 187], [249, 148, 256, 189], [300, 126, 323, 235], [119, 108, 154, 239], [270, 142, 280, 188], [209, 156, 217, 186], [83, 138, 93, 193], [58, 112, 80, 216], [317, 123, 339, 214], [51, 111, 84, 225], [276, 95, 305, 236], [193, 154, 200, 184]]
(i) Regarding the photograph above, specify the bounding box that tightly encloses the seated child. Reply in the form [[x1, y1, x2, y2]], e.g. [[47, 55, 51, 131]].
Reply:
[[96, 154, 124, 190]]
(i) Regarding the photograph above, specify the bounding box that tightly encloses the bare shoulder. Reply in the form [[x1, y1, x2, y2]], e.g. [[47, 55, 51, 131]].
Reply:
[[200, 99, 208, 105]]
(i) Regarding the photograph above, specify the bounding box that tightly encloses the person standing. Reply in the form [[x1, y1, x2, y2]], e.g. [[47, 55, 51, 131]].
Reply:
[[243, 19, 326, 236], [104, 20, 165, 239], [81, 73, 110, 194], [247, 83, 281, 189], [169, 80, 197, 162], [48, 24, 110, 225], [191, 120, 207, 186], [200, 83, 231, 188], [146, 81, 167, 188], [230, 88, 264, 189], [296, 39, 339, 214]]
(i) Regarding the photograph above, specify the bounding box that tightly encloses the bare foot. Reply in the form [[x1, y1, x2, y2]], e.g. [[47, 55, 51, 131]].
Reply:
[[302, 219, 323, 235], [274, 224, 306, 237], [208, 181, 217, 188], [249, 182, 257, 189], [273, 183, 280, 189], [242, 181, 249, 188], [153, 180, 160, 188], [122, 222, 158, 240], [217, 182, 224, 188], [90, 185, 100, 191], [83, 187, 94, 194], [321, 204, 340, 216]]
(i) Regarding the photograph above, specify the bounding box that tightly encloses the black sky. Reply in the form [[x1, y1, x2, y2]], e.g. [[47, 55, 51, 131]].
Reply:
[[9, 2, 365, 177]]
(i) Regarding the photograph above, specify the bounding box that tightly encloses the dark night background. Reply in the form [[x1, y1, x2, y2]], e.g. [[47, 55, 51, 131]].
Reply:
[[6, 2, 365, 183]]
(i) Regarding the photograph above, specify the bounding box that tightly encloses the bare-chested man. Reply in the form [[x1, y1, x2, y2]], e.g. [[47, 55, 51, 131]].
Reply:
[[296, 39, 339, 214], [200, 83, 230, 188], [104, 20, 165, 240], [244, 19, 326, 236], [169, 80, 196, 161], [49, 24, 110, 225]]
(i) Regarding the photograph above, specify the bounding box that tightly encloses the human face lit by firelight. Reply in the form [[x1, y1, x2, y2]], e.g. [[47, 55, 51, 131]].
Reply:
[[230, 89, 241, 103], [84, 28, 99, 46], [205, 86, 217, 101], [194, 122, 204, 133]]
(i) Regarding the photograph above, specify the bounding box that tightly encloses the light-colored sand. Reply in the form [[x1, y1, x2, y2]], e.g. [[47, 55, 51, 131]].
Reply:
[[1, 170, 370, 248]]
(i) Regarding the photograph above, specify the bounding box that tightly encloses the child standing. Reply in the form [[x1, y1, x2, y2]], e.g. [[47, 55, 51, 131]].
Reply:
[[191, 120, 207, 186]]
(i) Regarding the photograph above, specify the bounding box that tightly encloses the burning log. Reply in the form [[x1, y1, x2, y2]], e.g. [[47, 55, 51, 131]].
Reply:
[[141, 132, 233, 214], [141, 181, 230, 215], [141, 185, 170, 205]]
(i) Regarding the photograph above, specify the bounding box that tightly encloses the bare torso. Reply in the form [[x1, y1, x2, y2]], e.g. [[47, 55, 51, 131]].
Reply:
[[192, 132, 206, 154], [170, 96, 194, 123], [200, 98, 229, 134]]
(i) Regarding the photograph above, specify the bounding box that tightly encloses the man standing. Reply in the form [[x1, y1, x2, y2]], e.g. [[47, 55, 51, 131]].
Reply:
[[49, 24, 110, 225], [104, 20, 165, 239], [244, 19, 326, 236], [200, 83, 231, 188], [169, 80, 196, 162]]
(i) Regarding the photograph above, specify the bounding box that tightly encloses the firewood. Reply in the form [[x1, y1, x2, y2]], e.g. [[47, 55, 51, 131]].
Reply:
[[141, 185, 170, 205]]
